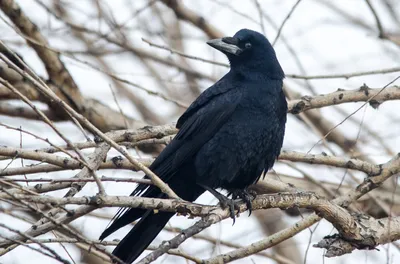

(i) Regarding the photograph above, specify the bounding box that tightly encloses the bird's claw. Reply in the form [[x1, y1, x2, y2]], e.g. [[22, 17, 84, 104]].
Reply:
[[216, 194, 241, 224], [200, 185, 241, 223], [231, 189, 256, 216]]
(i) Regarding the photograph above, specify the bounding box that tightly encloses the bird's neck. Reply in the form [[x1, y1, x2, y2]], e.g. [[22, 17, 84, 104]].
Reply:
[[230, 67, 284, 82]]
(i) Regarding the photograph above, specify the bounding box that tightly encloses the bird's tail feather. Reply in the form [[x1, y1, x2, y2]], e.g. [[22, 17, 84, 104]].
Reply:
[[99, 207, 145, 241], [100, 191, 164, 241], [112, 210, 174, 263]]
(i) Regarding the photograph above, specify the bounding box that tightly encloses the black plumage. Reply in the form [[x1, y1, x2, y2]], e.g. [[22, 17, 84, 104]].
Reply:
[[100, 28, 287, 263]]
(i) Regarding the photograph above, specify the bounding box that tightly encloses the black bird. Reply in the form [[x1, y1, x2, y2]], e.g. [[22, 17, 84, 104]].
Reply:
[[100, 28, 287, 263]]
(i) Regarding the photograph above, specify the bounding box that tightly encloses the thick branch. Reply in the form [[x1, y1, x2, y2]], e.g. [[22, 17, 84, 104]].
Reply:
[[161, 0, 222, 39], [314, 216, 400, 257], [204, 153, 400, 262], [0, 0, 83, 112], [288, 85, 400, 114]]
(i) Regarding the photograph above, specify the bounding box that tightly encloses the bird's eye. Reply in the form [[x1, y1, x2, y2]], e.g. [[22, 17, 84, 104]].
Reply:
[[245, 42, 252, 49]]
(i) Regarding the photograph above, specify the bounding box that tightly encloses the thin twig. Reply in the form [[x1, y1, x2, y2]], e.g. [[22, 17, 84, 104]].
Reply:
[[272, 0, 303, 45], [142, 38, 229, 67], [365, 0, 385, 37]]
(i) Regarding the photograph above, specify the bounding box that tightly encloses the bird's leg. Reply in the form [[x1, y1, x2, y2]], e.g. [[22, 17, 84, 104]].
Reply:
[[199, 184, 237, 223], [230, 188, 256, 216]]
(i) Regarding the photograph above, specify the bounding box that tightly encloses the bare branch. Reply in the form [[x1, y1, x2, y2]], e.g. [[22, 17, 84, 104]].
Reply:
[[288, 85, 400, 114]]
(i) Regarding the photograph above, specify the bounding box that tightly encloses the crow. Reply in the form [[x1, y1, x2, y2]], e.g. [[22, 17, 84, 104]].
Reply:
[[100, 28, 287, 263]]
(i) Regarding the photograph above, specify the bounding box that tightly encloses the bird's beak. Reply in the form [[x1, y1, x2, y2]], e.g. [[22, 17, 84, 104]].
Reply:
[[207, 37, 243, 56]]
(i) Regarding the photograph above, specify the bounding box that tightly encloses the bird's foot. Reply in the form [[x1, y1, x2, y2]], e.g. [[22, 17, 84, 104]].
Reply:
[[230, 189, 256, 216], [199, 184, 239, 223], [215, 193, 240, 223]]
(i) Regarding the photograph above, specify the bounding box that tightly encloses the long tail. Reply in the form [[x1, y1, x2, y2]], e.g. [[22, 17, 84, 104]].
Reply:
[[111, 210, 174, 263], [100, 161, 204, 263]]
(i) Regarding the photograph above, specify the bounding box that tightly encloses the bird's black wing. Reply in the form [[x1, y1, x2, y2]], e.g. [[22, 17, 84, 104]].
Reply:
[[176, 75, 233, 129], [132, 76, 241, 196], [100, 77, 241, 239]]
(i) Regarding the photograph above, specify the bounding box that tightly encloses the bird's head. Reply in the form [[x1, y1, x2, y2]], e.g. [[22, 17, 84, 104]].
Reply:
[[207, 29, 284, 79]]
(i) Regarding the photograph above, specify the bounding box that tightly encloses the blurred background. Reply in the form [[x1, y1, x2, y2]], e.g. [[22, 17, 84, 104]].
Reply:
[[1, 0, 400, 263]]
